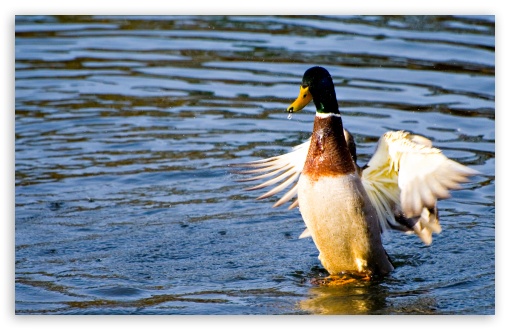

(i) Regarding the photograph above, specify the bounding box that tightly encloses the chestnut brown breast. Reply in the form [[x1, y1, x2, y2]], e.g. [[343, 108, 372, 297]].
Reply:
[[302, 115, 356, 180]]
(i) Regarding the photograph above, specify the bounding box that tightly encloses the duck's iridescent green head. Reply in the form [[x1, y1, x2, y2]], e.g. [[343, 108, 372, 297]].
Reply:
[[286, 66, 339, 115]]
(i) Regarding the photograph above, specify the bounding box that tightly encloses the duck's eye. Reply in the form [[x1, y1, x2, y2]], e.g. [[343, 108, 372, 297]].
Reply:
[[303, 94, 307, 98]]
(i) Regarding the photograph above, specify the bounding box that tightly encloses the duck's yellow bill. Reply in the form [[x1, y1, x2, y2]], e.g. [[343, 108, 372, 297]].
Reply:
[[286, 85, 312, 113]]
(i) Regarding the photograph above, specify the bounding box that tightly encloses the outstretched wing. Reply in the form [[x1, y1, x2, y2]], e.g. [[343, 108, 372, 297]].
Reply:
[[233, 140, 310, 209], [362, 130, 479, 245], [234, 129, 478, 245]]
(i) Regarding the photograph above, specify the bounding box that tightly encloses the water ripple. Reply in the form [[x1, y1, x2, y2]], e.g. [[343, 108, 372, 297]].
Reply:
[[15, 15, 494, 315]]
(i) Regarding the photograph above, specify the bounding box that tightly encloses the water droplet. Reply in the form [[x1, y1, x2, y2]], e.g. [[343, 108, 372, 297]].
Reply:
[[287, 113, 293, 120]]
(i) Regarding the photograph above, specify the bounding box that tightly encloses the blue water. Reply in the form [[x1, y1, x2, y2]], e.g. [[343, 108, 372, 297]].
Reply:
[[15, 15, 495, 314]]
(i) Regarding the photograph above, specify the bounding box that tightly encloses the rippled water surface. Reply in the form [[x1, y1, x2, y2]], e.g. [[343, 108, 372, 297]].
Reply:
[[15, 15, 495, 315]]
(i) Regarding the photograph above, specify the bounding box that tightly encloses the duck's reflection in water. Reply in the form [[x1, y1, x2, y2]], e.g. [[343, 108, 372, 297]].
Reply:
[[299, 278, 388, 315], [299, 273, 441, 315]]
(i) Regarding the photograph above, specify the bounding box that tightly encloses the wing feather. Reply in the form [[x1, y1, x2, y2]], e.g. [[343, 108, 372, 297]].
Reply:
[[362, 130, 479, 244], [233, 140, 310, 208]]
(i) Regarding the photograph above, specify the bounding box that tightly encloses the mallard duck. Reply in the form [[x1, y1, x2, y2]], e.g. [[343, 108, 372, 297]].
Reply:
[[237, 66, 478, 279]]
